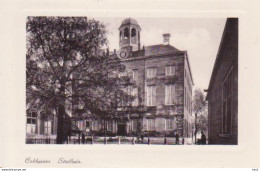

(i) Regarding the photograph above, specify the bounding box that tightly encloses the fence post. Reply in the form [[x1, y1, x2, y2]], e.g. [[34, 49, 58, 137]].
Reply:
[[104, 137, 107, 145], [91, 137, 93, 145], [164, 137, 167, 145], [148, 137, 150, 145], [34, 138, 36, 144], [49, 138, 50, 144]]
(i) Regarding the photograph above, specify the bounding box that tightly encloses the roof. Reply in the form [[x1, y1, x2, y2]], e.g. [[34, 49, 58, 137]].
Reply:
[[206, 18, 238, 100], [120, 18, 139, 27], [144, 44, 180, 56]]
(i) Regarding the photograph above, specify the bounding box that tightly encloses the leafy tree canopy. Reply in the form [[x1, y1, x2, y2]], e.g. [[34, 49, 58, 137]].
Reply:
[[26, 17, 133, 119]]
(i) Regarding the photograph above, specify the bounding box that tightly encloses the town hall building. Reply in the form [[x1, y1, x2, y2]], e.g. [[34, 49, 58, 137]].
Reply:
[[26, 18, 194, 140]]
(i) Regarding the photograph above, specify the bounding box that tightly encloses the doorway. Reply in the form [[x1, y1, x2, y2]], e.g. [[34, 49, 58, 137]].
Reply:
[[117, 123, 126, 136]]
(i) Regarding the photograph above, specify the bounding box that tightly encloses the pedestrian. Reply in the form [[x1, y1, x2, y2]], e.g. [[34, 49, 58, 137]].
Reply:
[[141, 133, 144, 144], [201, 131, 206, 145], [81, 133, 85, 144], [176, 133, 179, 145]]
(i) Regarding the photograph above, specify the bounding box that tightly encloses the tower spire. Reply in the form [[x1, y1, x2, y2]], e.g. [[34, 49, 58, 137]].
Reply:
[[119, 18, 141, 52]]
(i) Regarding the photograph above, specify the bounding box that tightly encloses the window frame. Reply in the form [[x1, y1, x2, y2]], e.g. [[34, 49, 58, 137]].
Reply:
[[26, 112, 37, 134], [146, 119, 155, 131], [106, 120, 113, 132], [165, 84, 176, 105], [165, 65, 176, 76], [147, 67, 157, 78], [44, 120, 52, 135], [92, 120, 99, 131], [147, 85, 156, 106], [132, 69, 138, 81], [131, 120, 138, 131], [165, 118, 174, 130]]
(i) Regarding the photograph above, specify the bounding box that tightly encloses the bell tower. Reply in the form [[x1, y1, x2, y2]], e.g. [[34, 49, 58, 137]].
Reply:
[[119, 18, 141, 53]]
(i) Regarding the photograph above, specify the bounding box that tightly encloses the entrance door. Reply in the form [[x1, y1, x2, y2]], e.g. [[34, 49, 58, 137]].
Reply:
[[117, 123, 126, 136]]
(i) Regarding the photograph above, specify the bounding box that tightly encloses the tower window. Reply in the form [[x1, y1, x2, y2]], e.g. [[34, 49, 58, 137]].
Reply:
[[124, 28, 129, 38], [131, 28, 136, 38]]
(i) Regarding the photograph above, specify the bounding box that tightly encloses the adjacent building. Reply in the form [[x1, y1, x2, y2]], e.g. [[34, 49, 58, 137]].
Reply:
[[206, 18, 238, 144]]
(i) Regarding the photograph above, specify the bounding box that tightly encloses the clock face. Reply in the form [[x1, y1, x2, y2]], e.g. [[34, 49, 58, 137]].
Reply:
[[119, 50, 128, 58]]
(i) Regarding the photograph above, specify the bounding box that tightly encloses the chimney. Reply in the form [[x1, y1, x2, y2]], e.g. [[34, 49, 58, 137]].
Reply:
[[163, 33, 170, 45]]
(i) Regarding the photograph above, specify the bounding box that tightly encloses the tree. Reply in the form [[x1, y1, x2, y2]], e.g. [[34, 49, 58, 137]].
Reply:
[[26, 17, 133, 144], [192, 89, 207, 143], [197, 105, 208, 133]]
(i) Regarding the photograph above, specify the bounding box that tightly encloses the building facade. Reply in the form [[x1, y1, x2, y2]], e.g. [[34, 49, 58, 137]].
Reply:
[[85, 18, 194, 137], [206, 18, 238, 144], [26, 18, 194, 139]]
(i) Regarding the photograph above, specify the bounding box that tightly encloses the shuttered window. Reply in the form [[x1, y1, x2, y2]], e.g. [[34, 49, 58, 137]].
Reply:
[[165, 84, 176, 105]]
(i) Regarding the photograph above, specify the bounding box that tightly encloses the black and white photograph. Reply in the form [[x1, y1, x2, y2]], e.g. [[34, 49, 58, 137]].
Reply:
[[25, 16, 238, 145], [2, 0, 260, 168]]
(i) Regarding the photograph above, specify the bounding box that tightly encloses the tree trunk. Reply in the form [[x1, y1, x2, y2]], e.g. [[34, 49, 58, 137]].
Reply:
[[56, 82, 66, 144], [56, 103, 65, 144]]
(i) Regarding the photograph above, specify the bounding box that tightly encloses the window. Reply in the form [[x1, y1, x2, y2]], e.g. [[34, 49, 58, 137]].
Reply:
[[77, 120, 85, 131], [92, 120, 99, 131], [124, 28, 129, 38], [166, 118, 174, 130], [26, 112, 36, 134], [222, 68, 234, 134], [165, 65, 176, 76], [165, 84, 176, 105], [132, 69, 138, 81], [131, 28, 136, 38], [147, 67, 156, 78], [107, 120, 113, 131], [147, 86, 156, 106], [44, 121, 52, 135], [131, 87, 138, 106], [147, 119, 155, 131], [132, 120, 138, 131]]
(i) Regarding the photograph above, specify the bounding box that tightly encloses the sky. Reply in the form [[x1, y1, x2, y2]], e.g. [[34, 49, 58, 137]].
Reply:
[[96, 17, 226, 91]]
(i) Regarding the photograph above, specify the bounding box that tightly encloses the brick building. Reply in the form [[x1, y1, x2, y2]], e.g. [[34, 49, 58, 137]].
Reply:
[[206, 18, 238, 144], [84, 18, 194, 138], [26, 18, 194, 139]]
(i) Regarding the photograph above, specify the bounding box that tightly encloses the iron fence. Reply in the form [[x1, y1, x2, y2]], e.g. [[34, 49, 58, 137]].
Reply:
[[26, 137, 186, 145]]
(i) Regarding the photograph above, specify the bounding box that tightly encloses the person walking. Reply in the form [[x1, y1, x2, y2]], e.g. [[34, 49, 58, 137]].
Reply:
[[81, 133, 85, 144], [176, 133, 179, 145], [201, 131, 206, 145], [141, 133, 144, 144]]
